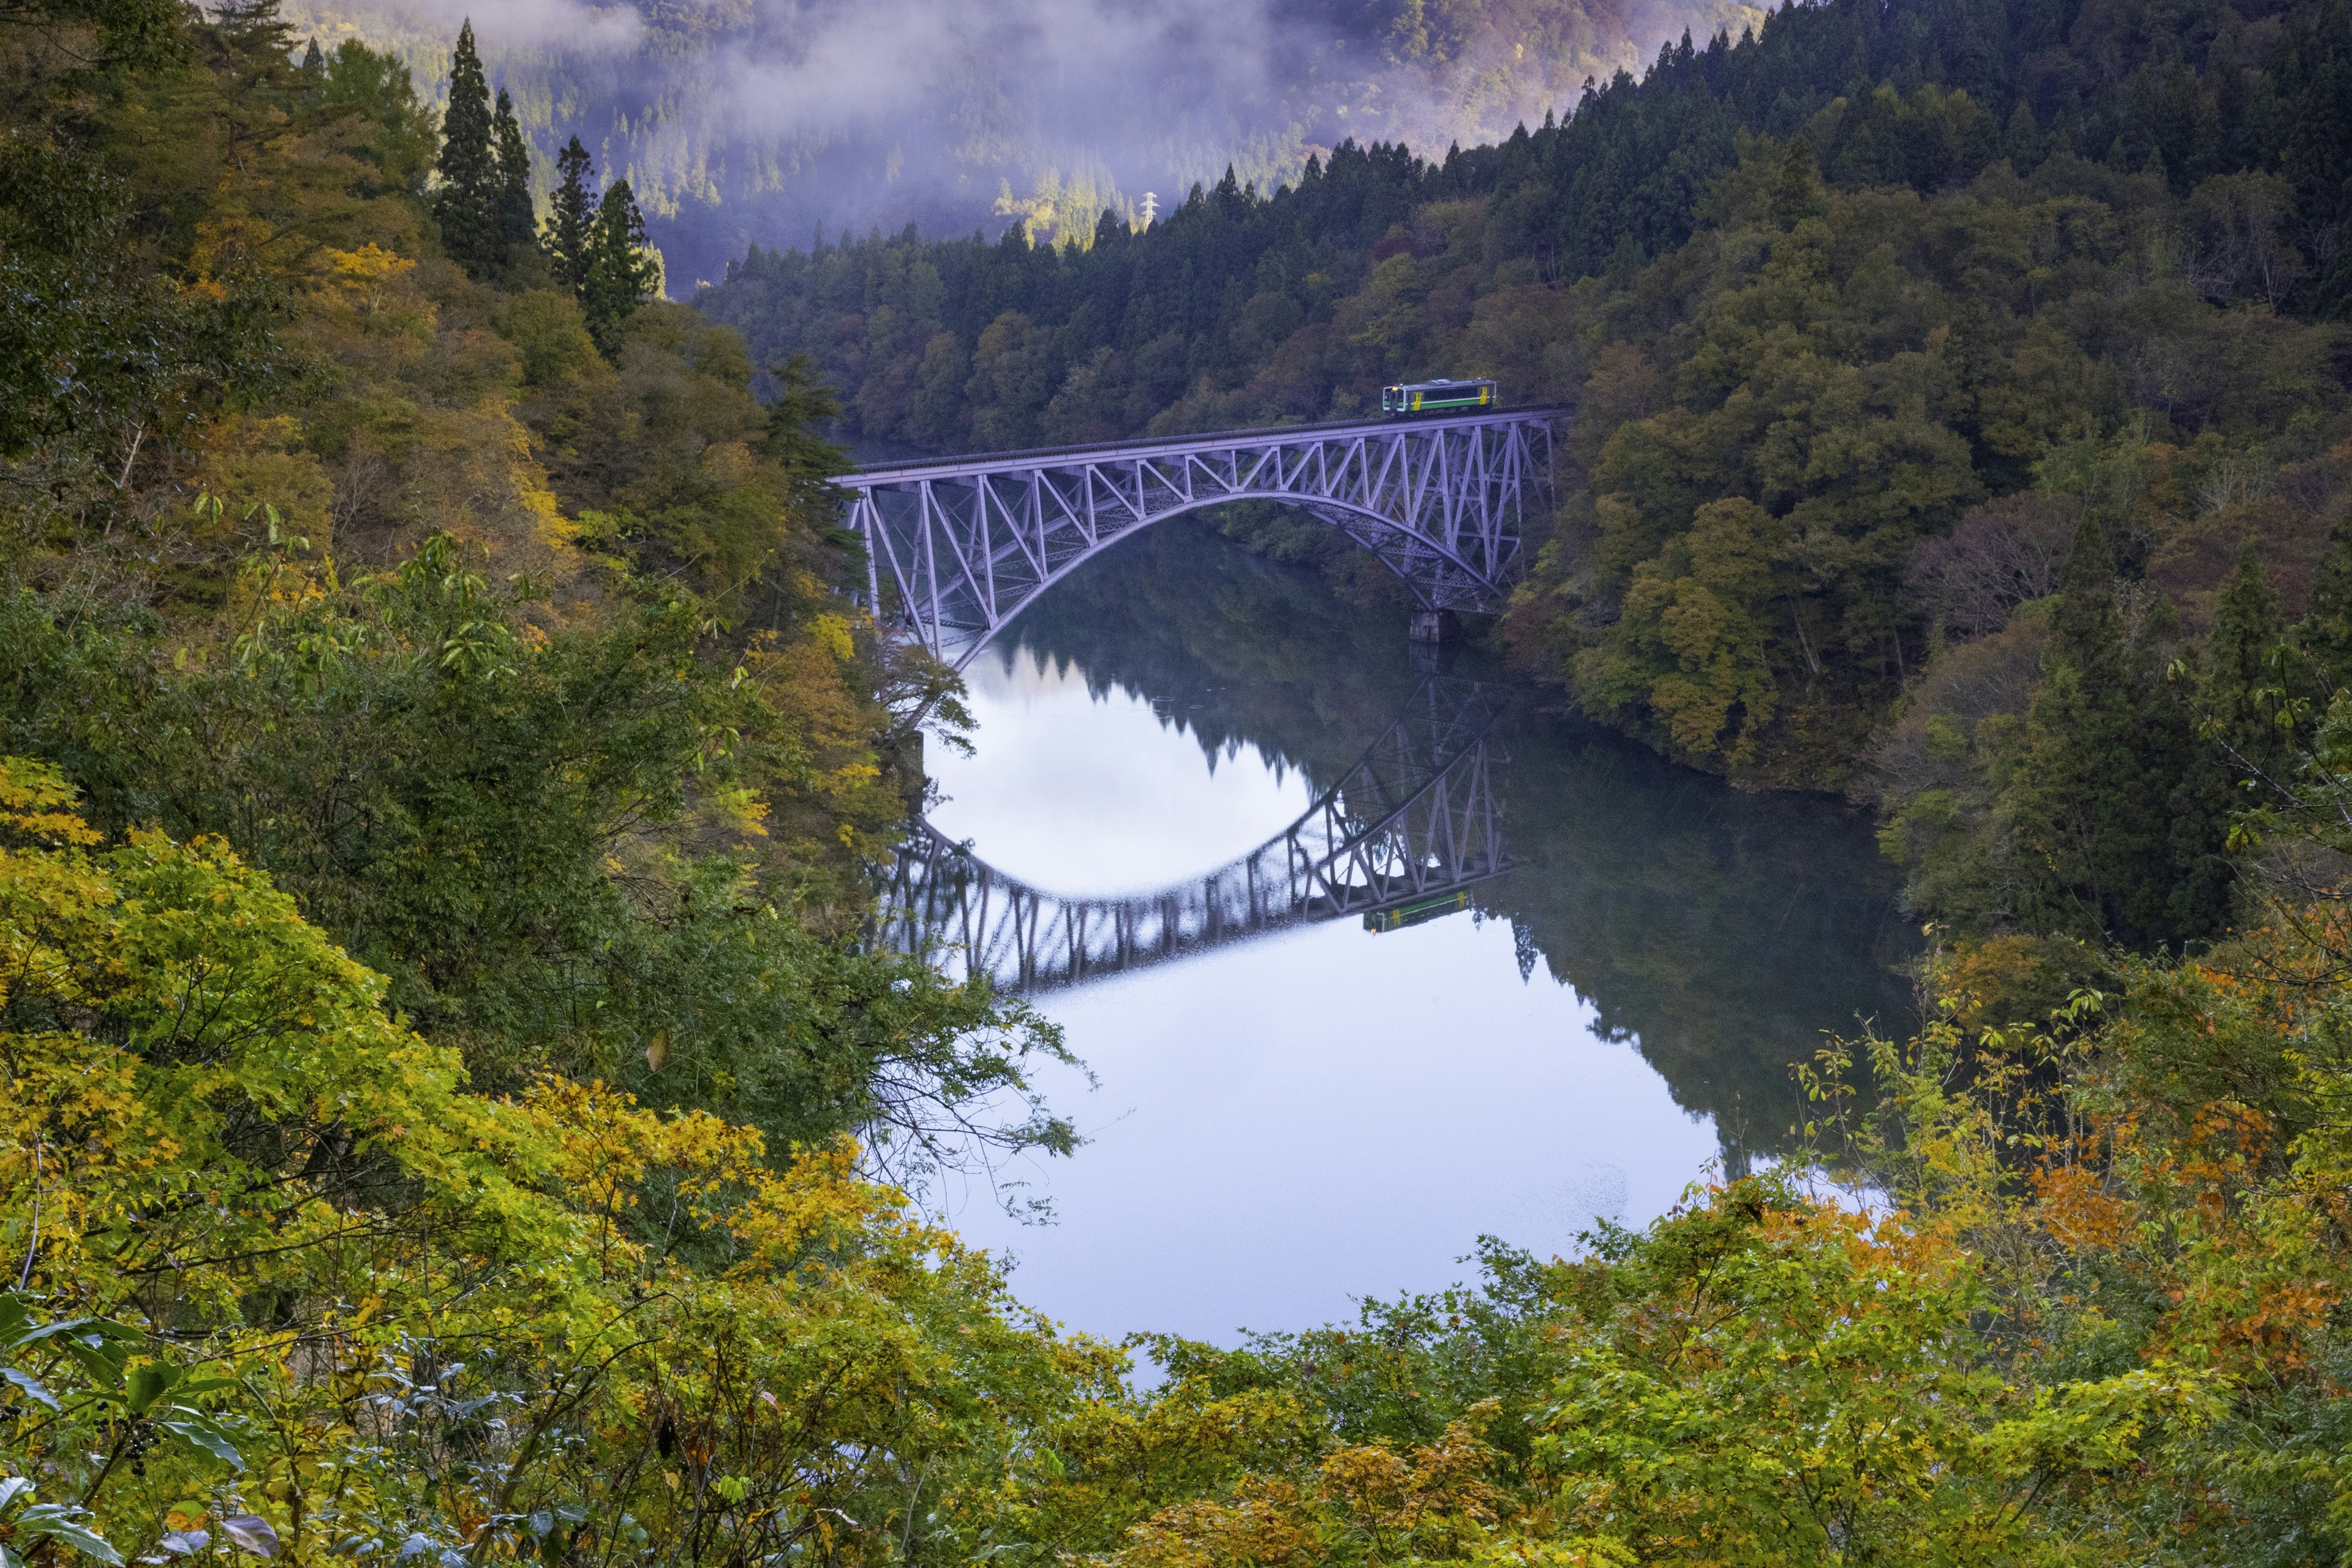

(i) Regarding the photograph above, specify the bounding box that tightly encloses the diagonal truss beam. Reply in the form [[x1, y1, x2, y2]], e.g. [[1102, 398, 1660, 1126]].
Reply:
[[876, 677, 1515, 993], [837, 410, 1561, 668]]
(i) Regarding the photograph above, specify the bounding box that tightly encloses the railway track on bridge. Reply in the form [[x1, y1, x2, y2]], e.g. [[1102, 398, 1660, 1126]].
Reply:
[[833, 407, 1565, 668]]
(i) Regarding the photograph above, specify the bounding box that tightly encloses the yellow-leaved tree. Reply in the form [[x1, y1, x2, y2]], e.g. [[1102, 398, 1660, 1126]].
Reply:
[[0, 756, 1117, 1566]]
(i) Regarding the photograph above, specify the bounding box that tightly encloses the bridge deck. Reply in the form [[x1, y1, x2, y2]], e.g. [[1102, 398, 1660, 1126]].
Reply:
[[835, 407, 1564, 664], [832, 405, 1570, 485]]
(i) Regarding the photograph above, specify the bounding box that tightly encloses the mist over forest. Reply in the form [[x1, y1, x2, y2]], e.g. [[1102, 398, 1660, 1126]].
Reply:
[[15, 0, 2352, 1556], [284, 0, 1761, 286]]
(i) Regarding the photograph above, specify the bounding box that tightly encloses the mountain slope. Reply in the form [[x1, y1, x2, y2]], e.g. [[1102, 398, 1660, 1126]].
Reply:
[[283, 0, 1760, 285]]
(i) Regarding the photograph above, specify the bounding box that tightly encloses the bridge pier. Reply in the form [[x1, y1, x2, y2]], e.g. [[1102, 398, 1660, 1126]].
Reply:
[[1409, 609, 1461, 645]]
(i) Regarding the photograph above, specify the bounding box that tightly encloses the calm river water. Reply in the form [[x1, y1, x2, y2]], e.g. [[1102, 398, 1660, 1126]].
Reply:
[[911, 518, 1914, 1345]]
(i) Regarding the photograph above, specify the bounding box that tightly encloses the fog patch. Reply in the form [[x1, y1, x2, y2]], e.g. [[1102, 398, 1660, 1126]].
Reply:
[[286, 0, 1759, 285]]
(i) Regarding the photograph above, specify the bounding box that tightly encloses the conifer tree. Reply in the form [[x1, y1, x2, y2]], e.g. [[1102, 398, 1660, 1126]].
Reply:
[[758, 352, 848, 519], [211, 0, 292, 55], [432, 20, 500, 276], [492, 88, 535, 258], [583, 177, 658, 350], [2006, 515, 2210, 945], [1771, 135, 1825, 227], [543, 135, 595, 296], [203, 2, 304, 136], [2203, 543, 2291, 789], [300, 36, 323, 74], [2155, 543, 2296, 930], [2296, 505, 2352, 693]]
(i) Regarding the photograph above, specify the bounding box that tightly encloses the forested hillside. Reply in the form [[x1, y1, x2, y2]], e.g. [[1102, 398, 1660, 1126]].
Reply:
[[704, 0, 2352, 949], [7, 1, 2352, 1564], [281, 0, 1762, 288], [2, 0, 1072, 1153]]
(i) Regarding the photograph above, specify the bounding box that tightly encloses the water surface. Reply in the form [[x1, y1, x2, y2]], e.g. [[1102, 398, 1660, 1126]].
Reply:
[[911, 519, 1913, 1343]]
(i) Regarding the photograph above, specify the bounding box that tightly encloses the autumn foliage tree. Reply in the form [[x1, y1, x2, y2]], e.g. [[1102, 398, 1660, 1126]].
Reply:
[[0, 756, 1113, 1567], [7, 3, 2352, 1564]]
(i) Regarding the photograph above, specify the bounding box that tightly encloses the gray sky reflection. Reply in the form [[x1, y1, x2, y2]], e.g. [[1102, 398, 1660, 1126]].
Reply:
[[927, 647, 1315, 895], [930, 647, 1724, 1346]]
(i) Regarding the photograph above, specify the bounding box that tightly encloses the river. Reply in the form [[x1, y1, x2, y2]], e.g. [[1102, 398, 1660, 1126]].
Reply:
[[899, 516, 1915, 1347]]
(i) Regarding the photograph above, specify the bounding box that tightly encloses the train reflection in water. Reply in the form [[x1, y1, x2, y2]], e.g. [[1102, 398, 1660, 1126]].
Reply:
[[1363, 890, 1471, 933], [877, 676, 1513, 993]]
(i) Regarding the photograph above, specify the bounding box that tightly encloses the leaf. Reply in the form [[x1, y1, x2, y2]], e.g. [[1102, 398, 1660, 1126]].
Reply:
[[2, 1368, 59, 1411], [158, 1410, 244, 1468], [219, 1516, 278, 1558], [0, 1296, 31, 1345], [156, 1532, 209, 1558], [10, 1317, 140, 1351], [17, 1505, 125, 1565], [56, 1336, 127, 1390], [126, 1362, 177, 1415], [0, 1476, 34, 1512]]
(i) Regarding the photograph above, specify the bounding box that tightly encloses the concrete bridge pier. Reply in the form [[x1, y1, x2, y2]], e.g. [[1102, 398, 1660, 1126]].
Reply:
[[1409, 609, 1461, 645]]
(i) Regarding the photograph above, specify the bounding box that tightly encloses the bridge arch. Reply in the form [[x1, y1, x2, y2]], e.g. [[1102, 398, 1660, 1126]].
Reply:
[[835, 410, 1559, 669], [880, 676, 1513, 990], [938, 488, 1499, 669]]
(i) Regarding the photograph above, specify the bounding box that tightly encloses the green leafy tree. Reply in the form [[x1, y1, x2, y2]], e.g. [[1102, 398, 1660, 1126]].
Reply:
[[0, 757, 1110, 1568], [429, 19, 499, 274], [0, 104, 274, 512], [315, 39, 437, 197], [1, 540, 1071, 1159]]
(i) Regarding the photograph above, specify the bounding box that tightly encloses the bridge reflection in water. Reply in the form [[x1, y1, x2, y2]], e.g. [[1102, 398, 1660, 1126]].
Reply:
[[878, 676, 1513, 993]]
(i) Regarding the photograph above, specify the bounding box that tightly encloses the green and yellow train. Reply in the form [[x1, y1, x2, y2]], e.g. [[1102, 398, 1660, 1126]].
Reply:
[[1363, 890, 1470, 933], [1381, 377, 1498, 415]]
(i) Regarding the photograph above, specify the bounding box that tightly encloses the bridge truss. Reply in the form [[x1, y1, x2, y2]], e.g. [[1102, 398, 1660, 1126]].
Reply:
[[878, 677, 1513, 993], [837, 412, 1558, 668]]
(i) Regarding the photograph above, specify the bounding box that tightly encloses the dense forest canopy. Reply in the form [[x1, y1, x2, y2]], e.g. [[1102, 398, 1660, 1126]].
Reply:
[[276, 0, 1765, 285], [0, 0, 1072, 1165], [4, 0, 2352, 1562]]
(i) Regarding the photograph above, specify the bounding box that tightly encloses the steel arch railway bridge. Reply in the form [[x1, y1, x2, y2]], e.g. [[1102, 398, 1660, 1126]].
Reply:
[[835, 409, 1559, 667], [878, 677, 1512, 993]]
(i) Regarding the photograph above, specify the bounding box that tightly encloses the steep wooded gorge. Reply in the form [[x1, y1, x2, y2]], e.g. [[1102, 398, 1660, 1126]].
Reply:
[[6, 1, 2352, 1562]]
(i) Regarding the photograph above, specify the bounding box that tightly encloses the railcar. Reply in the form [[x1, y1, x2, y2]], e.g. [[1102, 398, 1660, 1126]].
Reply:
[[1363, 890, 1470, 933], [1381, 377, 1498, 415]]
